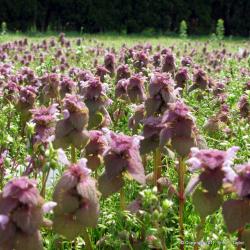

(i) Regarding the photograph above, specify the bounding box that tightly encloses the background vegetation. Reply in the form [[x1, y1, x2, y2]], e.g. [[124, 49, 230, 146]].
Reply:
[[0, 0, 250, 36]]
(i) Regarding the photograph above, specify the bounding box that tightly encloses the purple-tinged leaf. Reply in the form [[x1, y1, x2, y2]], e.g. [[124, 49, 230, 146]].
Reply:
[[242, 229, 250, 250], [98, 173, 124, 198], [185, 174, 200, 196], [192, 188, 223, 218], [222, 199, 250, 233], [200, 168, 224, 195]]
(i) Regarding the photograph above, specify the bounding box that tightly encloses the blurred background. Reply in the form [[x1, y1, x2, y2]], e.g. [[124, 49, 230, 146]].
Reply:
[[0, 0, 249, 36]]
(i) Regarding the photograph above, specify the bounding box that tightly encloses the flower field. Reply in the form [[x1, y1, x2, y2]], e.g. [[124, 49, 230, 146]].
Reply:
[[0, 33, 249, 250]]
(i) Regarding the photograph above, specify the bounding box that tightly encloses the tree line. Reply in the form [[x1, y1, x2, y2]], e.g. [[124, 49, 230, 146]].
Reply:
[[0, 0, 249, 36]]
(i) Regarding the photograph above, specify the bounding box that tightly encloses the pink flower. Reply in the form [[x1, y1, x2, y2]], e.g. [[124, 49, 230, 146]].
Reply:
[[145, 72, 177, 116], [127, 74, 146, 103], [54, 94, 89, 149], [30, 104, 58, 145], [160, 100, 198, 157], [189, 68, 209, 92], [3, 177, 39, 206], [140, 116, 164, 154], [234, 163, 250, 198], [175, 67, 189, 89], [53, 158, 99, 239], [40, 73, 60, 100], [115, 79, 129, 101], [152, 53, 161, 68], [104, 53, 115, 74], [188, 147, 239, 172], [59, 76, 76, 98], [0, 177, 55, 249], [85, 130, 108, 171], [128, 104, 145, 133], [161, 51, 175, 73], [181, 56, 193, 67], [96, 65, 110, 82], [133, 51, 149, 70], [187, 146, 239, 194], [238, 94, 250, 119], [116, 64, 131, 81], [80, 77, 112, 129], [99, 130, 145, 197]]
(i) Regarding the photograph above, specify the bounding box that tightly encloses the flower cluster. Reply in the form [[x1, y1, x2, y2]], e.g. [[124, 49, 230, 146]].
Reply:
[[54, 94, 89, 149], [145, 72, 177, 116], [0, 177, 56, 249], [53, 159, 99, 239], [80, 77, 111, 128], [30, 104, 58, 146], [99, 130, 145, 197]]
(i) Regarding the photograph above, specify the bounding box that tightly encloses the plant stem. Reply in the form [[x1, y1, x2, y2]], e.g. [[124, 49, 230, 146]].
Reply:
[[120, 187, 126, 210], [40, 168, 50, 198], [155, 222, 167, 250], [71, 145, 93, 250], [237, 228, 244, 250], [178, 157, 186, 250], [194, 217, 205, 250], [142, 155, 147, 168], [153, 148, 161, 188], [82, 227, 94, 250], [71, 144, 76, 163], [0, 169, 3, 190]]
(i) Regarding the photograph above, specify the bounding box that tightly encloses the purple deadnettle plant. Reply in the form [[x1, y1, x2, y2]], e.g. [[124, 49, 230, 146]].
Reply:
[[187, 146, 239, 195], [116, 64, 131, 82], [104, 53, 115, 75], [127, 74, 146, 103], [0, 177, 56, 250], [133, 51, 149, 72], [160, 100, 198, 157], [54, 94, 89, 149], [140, 116, 164, 155], [181, 56, 193, 67], [189, 68, 209, 92], [80, 77, 112, 129], [96, 65, 110, 82], [222, 162, 250, 238], [161, 50, 175, 74], [115, 79, 129, 101], [30, 104, 58, 147], [59, 76, 77, 98], [145, 72, 177, 116], [233, 163, 250, 198], [3, 80, 19, 104], [128, 104, 145, 134], [16, 85, 37, 131], [53, 158, 99, 240], [175, 67, 189, 90], [40, 73, 60, 103], [98, 130, 145, 198], [238, 94, 250, 120], [85, 130, 107, 171], [186, 146, 239, 248], [152, 52, 161, 68]]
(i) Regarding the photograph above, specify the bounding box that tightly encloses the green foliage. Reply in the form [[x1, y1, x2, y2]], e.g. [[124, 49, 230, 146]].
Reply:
[[1, 21, 7, 35], [179, 20, 187, 38], [216, 19, 225, 40], [0, 1, 249, 36]]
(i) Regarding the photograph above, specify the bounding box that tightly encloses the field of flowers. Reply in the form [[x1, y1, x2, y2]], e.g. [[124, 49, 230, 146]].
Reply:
[[0, 33, 249, 250]]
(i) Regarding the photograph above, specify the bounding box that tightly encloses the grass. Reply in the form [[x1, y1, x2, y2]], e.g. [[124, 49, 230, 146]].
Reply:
[[0, 32, 250, 249]]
